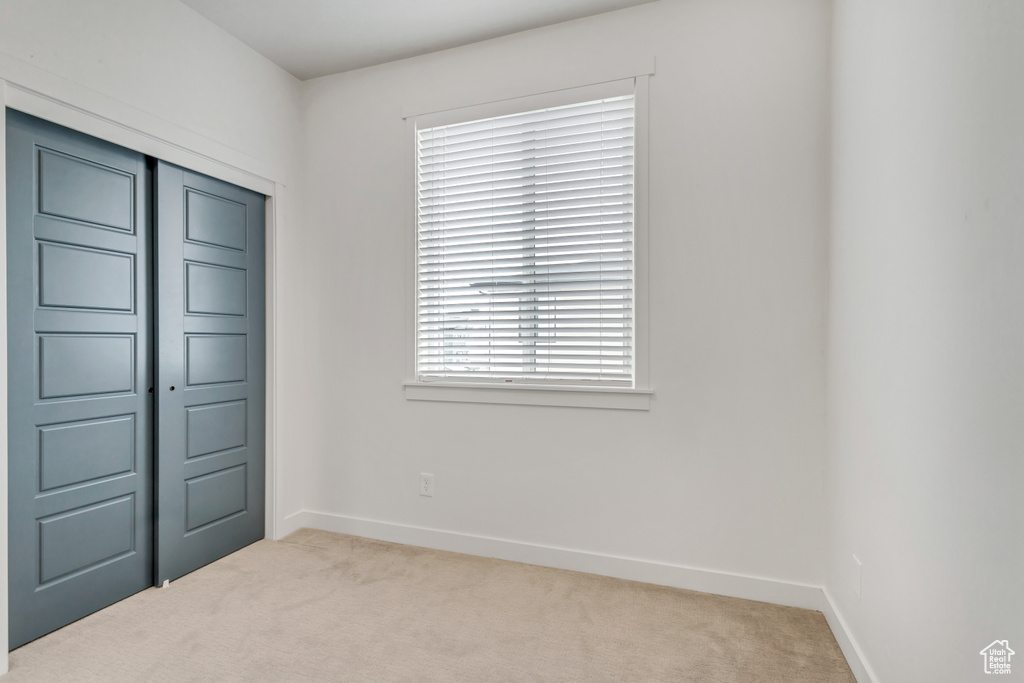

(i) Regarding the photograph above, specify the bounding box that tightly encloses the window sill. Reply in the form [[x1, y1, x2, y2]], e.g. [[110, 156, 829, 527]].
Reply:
[[403, 382, 652, 411]]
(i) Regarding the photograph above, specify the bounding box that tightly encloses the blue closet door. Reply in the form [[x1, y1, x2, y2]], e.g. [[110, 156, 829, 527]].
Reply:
[[6, 110, 154, 649], [154, 161, 265, 583], [7, 112, 266, 648]]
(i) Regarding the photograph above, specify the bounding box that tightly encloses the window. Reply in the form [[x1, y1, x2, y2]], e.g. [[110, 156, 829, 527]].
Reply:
[[415, 92, 637, 388]]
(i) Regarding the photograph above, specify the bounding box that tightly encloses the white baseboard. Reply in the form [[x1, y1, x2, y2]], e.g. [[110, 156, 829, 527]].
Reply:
[[278, 509, 311, 539], [819, 588, 878, 683], [285, 510, 819, 609], [283, 510, 875, 681]]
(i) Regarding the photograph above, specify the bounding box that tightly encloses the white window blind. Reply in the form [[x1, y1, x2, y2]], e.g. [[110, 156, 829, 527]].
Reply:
[[416, 93, 635, 386]]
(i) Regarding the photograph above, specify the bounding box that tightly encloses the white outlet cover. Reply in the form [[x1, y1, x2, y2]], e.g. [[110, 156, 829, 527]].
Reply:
[[420, 473, 434, 497]]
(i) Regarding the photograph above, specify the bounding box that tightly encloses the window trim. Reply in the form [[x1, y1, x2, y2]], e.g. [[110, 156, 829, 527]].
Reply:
[[404, 381, 652, 411], [404, 75, 651, 410]]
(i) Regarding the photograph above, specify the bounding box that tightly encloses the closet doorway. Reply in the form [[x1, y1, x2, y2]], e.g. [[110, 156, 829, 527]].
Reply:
[[6, 110, 266, 648]]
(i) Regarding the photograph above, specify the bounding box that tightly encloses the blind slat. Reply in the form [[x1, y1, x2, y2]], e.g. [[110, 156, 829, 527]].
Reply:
[[418, 173, 634, 206], [419, 310, 632, 316], [419, 157, 633, 188], [419, 217, 634, 243], [418, 285, 634, 303], [420, 97, 634, 142], [421, 238, 633, 260], [420, 195, 633, 223], [420, 226, 633, 250], [418, 133, 635, 173]]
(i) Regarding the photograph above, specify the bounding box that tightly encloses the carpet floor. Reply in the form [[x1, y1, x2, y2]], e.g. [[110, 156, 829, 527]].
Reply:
[[6, 529, 855, 682]]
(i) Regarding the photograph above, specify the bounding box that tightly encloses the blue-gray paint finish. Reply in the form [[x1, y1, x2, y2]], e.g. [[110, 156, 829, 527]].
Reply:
[[185, 465, 247, 532], [186, 400, 246, 459], [7, 110, 153, 649], [39, 334, 135, 399], [185, 334, 247, 386], [39, 242, 134, 311], [185, 262, 246, 316], [38, 495, 135, 584], [185, 189, 246, 251], [38, 148, 134, 232], [39, 415, 135, 491], [156, 161, 265, 583]]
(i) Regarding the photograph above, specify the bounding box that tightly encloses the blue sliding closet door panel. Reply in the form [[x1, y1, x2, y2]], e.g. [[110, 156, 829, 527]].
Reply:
[[6, 110, 154, 649], [155, 161, 265, 583]]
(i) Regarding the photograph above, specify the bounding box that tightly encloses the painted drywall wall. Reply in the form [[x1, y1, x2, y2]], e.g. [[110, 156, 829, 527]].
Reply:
[[298, 0, 831, 588], [826, 1, 1024, 681], [0, 0, 297, 174], [0, 0, 308, 665]]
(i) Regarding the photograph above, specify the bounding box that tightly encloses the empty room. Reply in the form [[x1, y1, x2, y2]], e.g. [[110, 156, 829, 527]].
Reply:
[[0, 0, 1020, 681]]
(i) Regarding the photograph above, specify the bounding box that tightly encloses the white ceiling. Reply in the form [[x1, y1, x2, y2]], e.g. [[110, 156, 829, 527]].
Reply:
[[180, 0, 658, 80]]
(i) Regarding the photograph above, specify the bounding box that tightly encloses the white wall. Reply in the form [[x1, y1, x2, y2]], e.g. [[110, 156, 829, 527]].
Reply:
[[0, 0, 307, 669], [826, 1, 1024, 681], [0, 0, 298, 175], [297, 0, 831, 593]]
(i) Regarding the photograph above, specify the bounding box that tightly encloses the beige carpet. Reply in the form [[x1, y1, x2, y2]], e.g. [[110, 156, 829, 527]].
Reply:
[[6, 529, 855, 682]]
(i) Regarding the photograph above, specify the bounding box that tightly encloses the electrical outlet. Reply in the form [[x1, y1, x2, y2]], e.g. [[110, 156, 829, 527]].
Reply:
[[852, 554, 862, 598], [419, 473, 434, 497]]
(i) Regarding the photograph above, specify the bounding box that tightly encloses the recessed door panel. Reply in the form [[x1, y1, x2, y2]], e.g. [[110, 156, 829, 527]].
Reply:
[[185, 262, 246, 316], [186, 400, 246, 459], [39, 415, 136, 491], [38, 495, 135, 584], [185, 465, 247, 531], [185, 334, 247, 386], [39, 242, 134, 311], [7, 110, 153, 649], [38, 148, 134, 231], [185, 188, 246, 251], [39, 334, 135, 399]]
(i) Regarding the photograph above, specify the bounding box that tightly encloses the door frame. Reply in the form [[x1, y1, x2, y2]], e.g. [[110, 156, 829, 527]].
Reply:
[[0, 61, 285, 670]]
